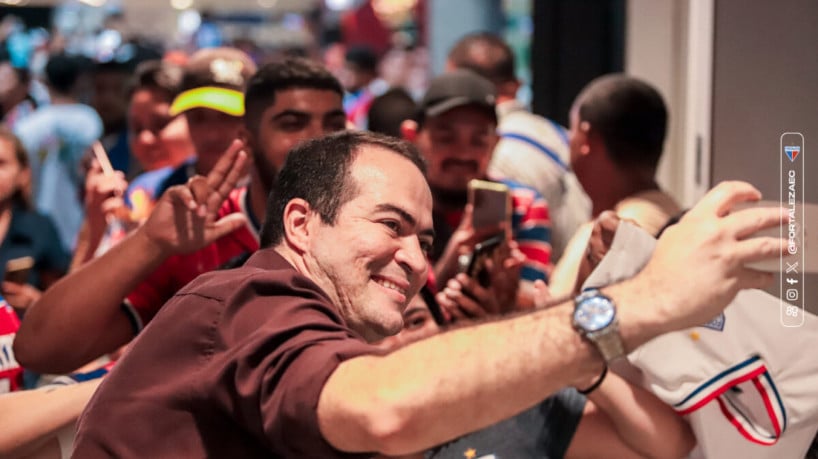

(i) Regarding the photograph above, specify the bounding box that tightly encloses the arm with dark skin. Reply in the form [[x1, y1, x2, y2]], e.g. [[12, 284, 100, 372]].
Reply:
[[14, 141, 249, 374]]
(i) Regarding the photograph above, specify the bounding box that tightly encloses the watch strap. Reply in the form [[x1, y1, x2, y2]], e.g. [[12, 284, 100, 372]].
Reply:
[[592, 324, 626, 362]]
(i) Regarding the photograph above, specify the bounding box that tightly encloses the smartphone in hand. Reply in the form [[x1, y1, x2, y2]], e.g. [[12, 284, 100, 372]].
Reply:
[[4, 256, 34, 284], [468, 179, 511, 233], [458, 234, 504, 287]]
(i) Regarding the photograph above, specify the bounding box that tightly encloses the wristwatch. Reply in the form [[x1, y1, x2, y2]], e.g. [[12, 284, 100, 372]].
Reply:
[[572, 289, 625, 362]]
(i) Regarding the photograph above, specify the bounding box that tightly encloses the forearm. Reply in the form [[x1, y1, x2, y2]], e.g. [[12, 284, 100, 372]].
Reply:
[[319, 276, 672, 456], [588, 372, 694, 459], [14, 228, 166, 373], [69, 220, 105, 271], [0, 379, 102, 456], [319, 302, 601, 455]]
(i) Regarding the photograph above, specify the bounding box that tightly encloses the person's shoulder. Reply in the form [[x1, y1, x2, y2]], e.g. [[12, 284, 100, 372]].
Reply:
[[180, 250, 335, 312], [12, 107, 50, 133], [11, 206, 57, 231], [50, 104, 103, 139], [155, 161, 196, 197], [493, 177, 545, 203], [615, 190, 682, 236], [496, 108, 570, 164], [499, 109, 567, 139], [59, 103, 101, 119]]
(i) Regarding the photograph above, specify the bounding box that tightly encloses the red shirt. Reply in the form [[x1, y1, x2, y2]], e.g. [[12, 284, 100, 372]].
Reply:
[[0, 299, 23, 393], [123, 187, 260, 331]]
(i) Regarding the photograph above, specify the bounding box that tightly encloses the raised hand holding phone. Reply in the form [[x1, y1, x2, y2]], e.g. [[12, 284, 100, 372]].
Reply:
[[439, 240, 525, 320], [4, 256, 33, 285], [2, 257, 41, 309]]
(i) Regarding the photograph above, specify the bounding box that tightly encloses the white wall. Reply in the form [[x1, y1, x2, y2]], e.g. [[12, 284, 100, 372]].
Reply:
[[626, 0, 718, 208], [625, 0, 689, 205]]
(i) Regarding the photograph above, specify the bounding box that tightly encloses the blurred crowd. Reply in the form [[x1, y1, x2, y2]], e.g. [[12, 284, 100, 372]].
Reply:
[[0, 12, 815, 459]]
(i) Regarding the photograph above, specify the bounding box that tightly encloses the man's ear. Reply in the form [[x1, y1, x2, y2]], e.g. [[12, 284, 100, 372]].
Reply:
[[582, 121, 610, 157], [282, 198, 313, 254], [577, 120, 594, 156], [400, 119, 419, 142]]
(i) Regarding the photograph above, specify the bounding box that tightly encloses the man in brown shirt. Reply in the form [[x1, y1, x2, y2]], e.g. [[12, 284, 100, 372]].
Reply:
[[74, 130, 786, 457]]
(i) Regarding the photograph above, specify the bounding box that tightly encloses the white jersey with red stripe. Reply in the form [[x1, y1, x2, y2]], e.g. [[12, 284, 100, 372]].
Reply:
[[583, 222, 818, 458]]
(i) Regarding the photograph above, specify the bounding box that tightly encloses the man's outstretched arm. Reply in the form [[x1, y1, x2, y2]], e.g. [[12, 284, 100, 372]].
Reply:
[[316, 181, 786, 456], [14, 141, 249, 374]]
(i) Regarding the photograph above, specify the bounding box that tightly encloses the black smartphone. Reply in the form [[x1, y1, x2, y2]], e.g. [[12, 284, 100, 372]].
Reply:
[[468, 179, 511, 232], [458, 234, 505, 287], [4, 256, 34, 284]]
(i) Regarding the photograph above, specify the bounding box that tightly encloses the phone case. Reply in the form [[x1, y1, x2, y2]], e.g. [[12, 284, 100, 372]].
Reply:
[[468, 179, 511, 231]]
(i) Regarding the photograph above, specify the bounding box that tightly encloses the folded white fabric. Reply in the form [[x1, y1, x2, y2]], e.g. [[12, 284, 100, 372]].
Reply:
[[584, 222, 818, 458]]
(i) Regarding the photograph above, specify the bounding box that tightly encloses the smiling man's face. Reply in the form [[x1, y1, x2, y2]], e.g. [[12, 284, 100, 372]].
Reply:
[[305, 145, 435, 342]]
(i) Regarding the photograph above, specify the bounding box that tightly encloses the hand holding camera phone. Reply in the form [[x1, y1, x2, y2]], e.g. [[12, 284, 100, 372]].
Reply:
[[457, 234, 505, 287], [4, 256, 34, 285], [456, 180, 512, 287]]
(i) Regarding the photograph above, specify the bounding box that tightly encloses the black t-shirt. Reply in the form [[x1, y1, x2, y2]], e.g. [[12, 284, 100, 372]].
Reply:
[[428, 388, 586, 459]]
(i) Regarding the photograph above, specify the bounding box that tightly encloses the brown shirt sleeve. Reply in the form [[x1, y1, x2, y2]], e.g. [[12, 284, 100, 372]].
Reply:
[[74, 250, 383, 458], [212, 273, 380, 458]]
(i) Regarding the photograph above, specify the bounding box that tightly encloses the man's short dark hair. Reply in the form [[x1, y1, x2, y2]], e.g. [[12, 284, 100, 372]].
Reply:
[[447, 32, 516, 84], [45, 53, 92, 95], [244, 57, 344, 136], [367, 88, 416, 138], [576, 74, 668, 170], [260, 130, 426, 248]]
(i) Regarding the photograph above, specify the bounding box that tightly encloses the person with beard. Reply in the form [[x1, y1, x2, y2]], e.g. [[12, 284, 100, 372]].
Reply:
[[401, 70, 551, 313], [14, 57, 348, 374], [446, 32, 592, 262]]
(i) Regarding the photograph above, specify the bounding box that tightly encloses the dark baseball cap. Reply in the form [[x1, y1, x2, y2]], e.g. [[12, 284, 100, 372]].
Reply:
[[418, 69, 497, 121], [169, 47, 257, 117]]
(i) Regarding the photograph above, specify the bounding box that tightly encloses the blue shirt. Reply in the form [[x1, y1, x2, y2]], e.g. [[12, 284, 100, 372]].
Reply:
[[0, 205, 70, 289], [14, 103, 103, 251]]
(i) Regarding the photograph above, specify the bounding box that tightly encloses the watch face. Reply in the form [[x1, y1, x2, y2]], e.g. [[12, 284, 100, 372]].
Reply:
[[574, 296, 615, 332]]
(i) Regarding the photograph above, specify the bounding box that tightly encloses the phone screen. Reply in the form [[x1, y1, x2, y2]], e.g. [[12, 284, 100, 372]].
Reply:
[[469, 180, 510, 231]]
